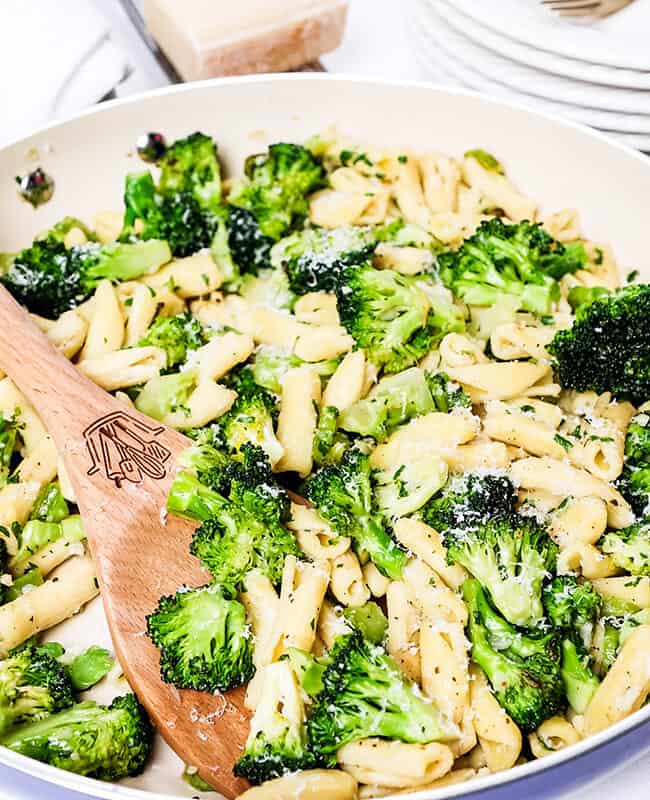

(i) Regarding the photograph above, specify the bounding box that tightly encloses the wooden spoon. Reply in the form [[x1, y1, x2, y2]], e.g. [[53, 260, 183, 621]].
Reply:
[[0, 287, 251, 798]]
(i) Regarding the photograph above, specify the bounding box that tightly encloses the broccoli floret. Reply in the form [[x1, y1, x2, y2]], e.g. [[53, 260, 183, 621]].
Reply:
[[421, 470, 517, 533], [138, 312, 207, 370], [211, 206, 274, 284], [438, 218, 586, 316], [0, 410, 22, 488], [336, 264, 465, 373], [134, 369, 198, 425], [147, 583, 254, 692], [548, 284, 650, 404], [425, 372, 472, 412], [447, 514, 557, 627], [566, 285, 611, 313], [0, 694, 152, 780], [168, 444, 300, 588], [343, 601, 388, 644], [1, 235, 171, 318], [234, 661, 316, 784], [307, 631, 458, 763], [616, 412, 650, 517], [122, 132, 222, 257], [542, 576, 602, 713], [248, 346, 339, 395], [303, 448, 406, 579], [312, 406, 350, 467], [216, 368, 284, 466], [463, 579, 563, 732], [228, 143, 323, 241], [0, 645, 73, 734], [339, 367, 434, 442], [600, 520, 650, 576]]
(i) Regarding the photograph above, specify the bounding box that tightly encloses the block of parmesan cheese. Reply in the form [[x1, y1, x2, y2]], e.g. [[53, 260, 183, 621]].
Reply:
[[143, 0, 348, 80]]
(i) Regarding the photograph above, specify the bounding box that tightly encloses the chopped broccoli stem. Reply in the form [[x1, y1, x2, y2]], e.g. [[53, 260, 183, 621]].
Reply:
[[147, 584, 254, 692], [0, 410, 22, 488], [600, 520, 650, 576], [29, 482, 69, 523], [343, 602, 388, 644], [0, 694, 152, 780], [560, 639, 599, 714]]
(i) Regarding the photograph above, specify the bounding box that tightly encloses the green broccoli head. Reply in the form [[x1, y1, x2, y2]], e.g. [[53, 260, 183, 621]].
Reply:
[[425, 372, 472, 413], [1, 234, 170, 318], [122, 132, 222, 257], [146, 583, 254, 692], [169, 444, 299, 588], [0, 410, 21, 489], [616, 411, 650, 517], [234, 661, 316, 784], [421, 470, 517, 533], [307, 631, 458, 763], [312, 406, 349, 467], [463, 579, 564, 732], [216, 368, 283, 466], [303, 448, 406, 579], [0, 645, 74, 734], [338, 367, 435, 442], [336, 264, 465, 373], [138, 312, 207, 370], [447, 514, 558, 627], [0, 694, 152, 780], [543, 575, 602, 633], [548, 284, 650, 404], [600, 520, 650, 576], [211, 207, 274, 284], [438, 218, 586, 316], [229, 143, 324, 241]]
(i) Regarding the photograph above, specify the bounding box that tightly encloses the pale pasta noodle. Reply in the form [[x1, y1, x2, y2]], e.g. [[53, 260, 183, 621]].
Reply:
[[77, 346, 166, 391], [590, 576, 650, 609], [385, 153, 431, 228], [317, 600, 351, 650], [93, 210, 123, 243], [0, 378, 47, 453], [393, 518, 467, 591], [439, 332, 488, 368], [336, 739, 454, 788], [118, 282, 159, 346], [294, 324, 353, 362], [469, 666, 522, 773], [330, 550, 370, 608], [32, 309, 88, 358], [385, 580, 421, 683], [13, 434, 57, 486], [78, 280, 125, 361], [362, 562, 391, 598], [237, 769, 357, 800], [557, 542, 619, 580], [322, 350, 367, 412], [275, 556, 329, 655], [445, 362, 551, 403], [402, 557, 468, 626], [542, 209, 582, 242], [276, 367, 321, 477], [489, 322, 554, 361], [160, 380, 236, 429], [528, 716, 581, 759], [0, 482, 42, 552], [357, 768, 477, 798], [548, 496, 608, 547], [287, 504, 350, 561], [420, 618, 469, 725], [294, 292, 340, 326], [189, 332, 255, 381], [461, 154, 537, 222], [241, 570, 281, 670], [143, 251, 222, 297], [419, 153, 461, 214], [373, 244, 432, 275]]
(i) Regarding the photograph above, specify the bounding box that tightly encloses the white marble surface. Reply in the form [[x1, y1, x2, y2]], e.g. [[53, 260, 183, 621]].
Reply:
[[1, 0, 649, 798]]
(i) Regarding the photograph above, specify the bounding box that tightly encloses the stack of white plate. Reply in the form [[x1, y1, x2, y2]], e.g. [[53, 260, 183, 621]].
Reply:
[[408, 0, 650, 150]]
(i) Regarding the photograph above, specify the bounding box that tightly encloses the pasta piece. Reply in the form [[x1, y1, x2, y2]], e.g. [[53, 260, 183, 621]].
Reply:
[[189, 332, 255, 381], [489, 323, 554, 361], [77, 346, 166, 391], [13, 535, 85, 578], [373, 244, 432, 275], [143, 251, 222, 298], [13, 435, 57, 486], [0, 482, 41, 552], [276, 367, 321, 477], [93, 210, 123, 243], [439, 333, 489, 368], [287, 504, 350, 561], [32, 309, 88, 359], [385, 580, 420, 683], [528, 716, 581, 759], [241, 570, 281, 670], [578, 242, 620, 290], [584, 625, 650, 736], [317, 599, 351, 650], [337, 739, 453, 789], [420, 619, 469, 725], [482, 401, 565, 460], [505, 397, 564, 428], [0, 555, 98, 655], [162, 381, 236, 429], [510, 457, 634, 529], [549, 496, 608, 547], [362, 562, 391, 598], [330, 550, 370, 608], [461, 155, 537, 222], [57, 457, 76, 503], [294, 325, 353, 362], [445, 362, 550, 403], [294, 292, 340, 326], [118, 282, 159, 346], [542, 209, 582, 242], [357, 768, 476, 798], [446, 440, 510, 471], [322, 350, 366, 413], [402, 558, 468, 625], [79, 280, 125, 361], [419, 153, 460, 214], [385, 153, 431, 228], [590, 577, 650, 609], [568, 421, 625, 483], [251, 307, 304, 348], [236, 769, 357, 800], [393, 518, 467, 591], [469, 665, 522, 773], [0, 378, 47, 453], [276, 556, 329, 655], [309, 189, 374, 228], [448, 706, 478, 759], [558, 543, 619, 580]]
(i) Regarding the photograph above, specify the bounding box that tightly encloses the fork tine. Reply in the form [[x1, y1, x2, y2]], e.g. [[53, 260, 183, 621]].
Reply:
[[542, 0, 600, 7]]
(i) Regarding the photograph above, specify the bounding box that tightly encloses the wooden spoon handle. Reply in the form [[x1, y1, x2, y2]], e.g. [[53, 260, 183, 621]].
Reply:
[[0, 287, 110, 449]]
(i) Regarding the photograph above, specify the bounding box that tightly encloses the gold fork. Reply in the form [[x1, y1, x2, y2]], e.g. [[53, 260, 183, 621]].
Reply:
[[542, 0, 635, 18]]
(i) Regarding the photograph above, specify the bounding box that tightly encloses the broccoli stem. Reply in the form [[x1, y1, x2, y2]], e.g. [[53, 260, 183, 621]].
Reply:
[[167, 471, 228, 521], [561, 639, 599, 714]]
